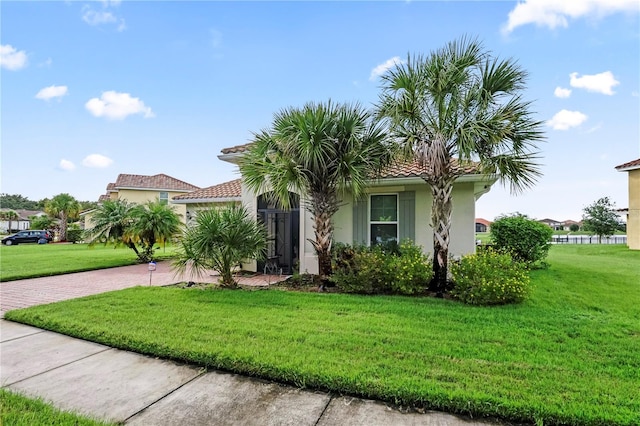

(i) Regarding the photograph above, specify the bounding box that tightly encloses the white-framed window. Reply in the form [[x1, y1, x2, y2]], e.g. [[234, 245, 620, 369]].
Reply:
[[369, 194, 398, 246], [159, 191, 169, 205]]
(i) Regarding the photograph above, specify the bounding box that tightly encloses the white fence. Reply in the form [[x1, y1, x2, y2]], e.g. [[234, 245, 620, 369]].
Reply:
[[551, 235, 627, 245]]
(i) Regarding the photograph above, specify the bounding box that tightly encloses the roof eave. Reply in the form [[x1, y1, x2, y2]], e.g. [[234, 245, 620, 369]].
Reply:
[[171, 197, 241, 204]]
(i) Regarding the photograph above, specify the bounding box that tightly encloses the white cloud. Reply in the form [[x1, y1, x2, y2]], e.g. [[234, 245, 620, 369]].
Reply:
[[59, 159, 76, 171], [82, 3, 125, 31], [569, 71, 620, 95], [38, 58, 53, 68], [82, 9, 117, 25], [0, 44, 28, 70], [85, 91, 154, 120], [548, 109, 588, 130], [82, 154, 113, 168], [369, 56, 405, 81], [35, 85, 68, 101], [554, 86, 571, 98], [502, 0, 639, 34]]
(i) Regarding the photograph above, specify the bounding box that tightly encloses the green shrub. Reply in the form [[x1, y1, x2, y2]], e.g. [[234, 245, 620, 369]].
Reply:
[[66, 227, 84, 244], [450, 249, 531, 305], [331, 240, 432, 295], [569, 223, 580, 232], [490, 214, 552, 266]]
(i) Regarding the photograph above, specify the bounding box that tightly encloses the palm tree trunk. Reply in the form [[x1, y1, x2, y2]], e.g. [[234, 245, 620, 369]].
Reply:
[[430, 178, 453, 294], [309, 192, 338, 281], [59, 212, 68, 242]]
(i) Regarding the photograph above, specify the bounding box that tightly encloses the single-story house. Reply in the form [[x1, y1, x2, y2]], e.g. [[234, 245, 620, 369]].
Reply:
[[86, 173, 200, 228], [174, 143, 498, 275], [615, 158, 640, 250], [1, 209, 48, 233], [475, 218, 492, 233], [538, 218, 563, 231], [561, 220, 581, 231]]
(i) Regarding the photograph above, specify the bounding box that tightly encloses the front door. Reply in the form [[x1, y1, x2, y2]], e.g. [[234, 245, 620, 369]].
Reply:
[[257, 193, 299, 275]]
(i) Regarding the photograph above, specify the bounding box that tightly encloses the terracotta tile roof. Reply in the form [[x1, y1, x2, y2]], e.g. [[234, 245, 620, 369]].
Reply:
[[475, 218, 492, 226], [98, 194, 110, 202], [220, 143, 253, 155], [106, 182, 116, 191], [220, 143, 481, 178], [615, 158, 640, 170], [173, 179, 242, 201], [114, 174, 199, 191]]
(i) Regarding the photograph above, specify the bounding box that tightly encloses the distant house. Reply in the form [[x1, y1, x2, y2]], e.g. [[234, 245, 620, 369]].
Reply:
[[216, 143, 498, 275], [0, 209, 48, 233], [475, 218, 492, 233], [561, 220, 581, 231], [538, 218, 563, 231], [86, 173, 200, 228], [615, 158, 640, 250]]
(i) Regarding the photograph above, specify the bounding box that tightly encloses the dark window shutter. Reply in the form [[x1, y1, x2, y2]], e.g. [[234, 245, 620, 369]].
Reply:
[[399, 191, 415, 242], [352, 198, 368, 245]]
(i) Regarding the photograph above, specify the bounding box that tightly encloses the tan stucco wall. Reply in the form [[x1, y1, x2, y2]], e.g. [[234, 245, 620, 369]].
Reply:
[[627, 169, 640, 250], [242, 181, 480, 274], [115, 189, 187, 222]]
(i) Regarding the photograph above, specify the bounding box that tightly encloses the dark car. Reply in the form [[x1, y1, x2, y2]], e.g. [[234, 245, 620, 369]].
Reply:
[[2, 230, 54, 245]]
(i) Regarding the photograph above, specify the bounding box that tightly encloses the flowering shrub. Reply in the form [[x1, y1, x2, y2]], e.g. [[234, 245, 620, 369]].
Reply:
[[331, 240, 432, 295], [450, 249, 531, 305]]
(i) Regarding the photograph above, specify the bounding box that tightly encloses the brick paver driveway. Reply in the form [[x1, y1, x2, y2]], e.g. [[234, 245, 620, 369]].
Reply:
[[1, 262, 287, 315]]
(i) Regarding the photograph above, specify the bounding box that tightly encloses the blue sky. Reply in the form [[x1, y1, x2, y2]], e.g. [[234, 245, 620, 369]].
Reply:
[[2, 0, 639, 222]]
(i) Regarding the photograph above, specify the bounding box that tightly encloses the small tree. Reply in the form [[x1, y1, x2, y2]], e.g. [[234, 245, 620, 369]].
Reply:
[[490, 213, 553, 266], [582, 197, 623, 243], [46, 193, 80, 242], [127, 201, 183, 262], [569, 223, 580, 232], [29, 215, 56, 231], [1, 210, 19, 233], [173, 205, 267, 288]]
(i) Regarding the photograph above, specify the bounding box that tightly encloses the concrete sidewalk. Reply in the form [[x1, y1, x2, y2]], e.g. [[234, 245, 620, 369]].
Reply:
[[1, 320, 496, 425]]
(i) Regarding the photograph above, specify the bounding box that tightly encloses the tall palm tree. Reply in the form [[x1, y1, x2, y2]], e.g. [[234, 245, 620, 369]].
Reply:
[[240, 101, 393, 280], [127, 200, 183, 262], [377, 37, 545, 293], [85, 199, 141, 257], [173, 205, 267, 287], [45, 193, 80, 242]]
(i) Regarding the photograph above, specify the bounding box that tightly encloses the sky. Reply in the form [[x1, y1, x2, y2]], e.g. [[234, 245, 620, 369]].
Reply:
[[1, 0, 639, 222]]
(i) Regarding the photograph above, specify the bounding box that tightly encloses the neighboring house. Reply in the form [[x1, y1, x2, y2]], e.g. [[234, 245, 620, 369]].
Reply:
[[218, 143, 498, 275], [615, 158, 640, 250], [86, 173, 200, 228], [172, 179, 242, 226], [0, 209, 48, 233], [561, 220, 581, 231], [475, 218, 492, 233], [538, 218, 563, 231]]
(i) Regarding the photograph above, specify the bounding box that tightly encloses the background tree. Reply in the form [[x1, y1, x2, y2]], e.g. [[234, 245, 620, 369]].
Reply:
[[0, 194, 39, 210], [240, 100, 392, 282], [45, 193, 80, 242], [173, 205, 267, 287], [582, 197, 623, 243], [29, 215, 56, 231], [490, 213, 553, 266], [85, 199, 141, 257], [0, 210, 19, 233], [377, 37, 544, 294], [126, 200, 183, 262]]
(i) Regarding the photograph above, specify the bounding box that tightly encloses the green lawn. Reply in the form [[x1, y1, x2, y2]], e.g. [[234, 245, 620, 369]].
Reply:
[[0, 389, 112, 426], [0, 243, 177, 281], [5, 245, 640, 425]]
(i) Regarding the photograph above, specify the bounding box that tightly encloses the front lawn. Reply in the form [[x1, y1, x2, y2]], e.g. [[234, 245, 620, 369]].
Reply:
[[0, 243, 177, 281], [0, 389, 112, 426], [5, 245, 639, 425]]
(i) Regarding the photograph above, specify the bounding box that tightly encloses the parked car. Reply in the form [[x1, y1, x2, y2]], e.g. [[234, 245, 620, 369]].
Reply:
[[2, 230, 54, 245]]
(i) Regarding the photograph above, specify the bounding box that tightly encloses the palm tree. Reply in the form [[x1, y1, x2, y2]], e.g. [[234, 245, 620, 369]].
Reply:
[[45, 193, 81, 242], [240, 101, 392, 281], [377, 37, 545, 293], [127, 200, 183, 262], [85, 199, 141, 257], [1, 210, 19, 233], [173, 205, 267, 287]]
